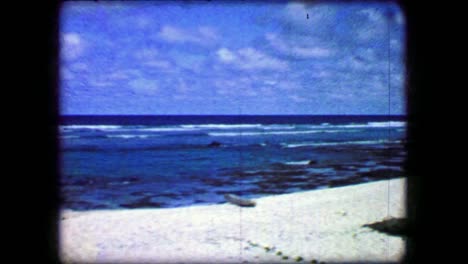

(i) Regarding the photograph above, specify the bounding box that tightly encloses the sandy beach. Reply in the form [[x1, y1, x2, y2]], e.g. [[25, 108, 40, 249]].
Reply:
[[59, 178, 406, 263]]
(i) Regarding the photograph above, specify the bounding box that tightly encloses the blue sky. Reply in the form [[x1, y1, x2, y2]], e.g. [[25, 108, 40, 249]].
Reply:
[[60, 1, 406, 115]]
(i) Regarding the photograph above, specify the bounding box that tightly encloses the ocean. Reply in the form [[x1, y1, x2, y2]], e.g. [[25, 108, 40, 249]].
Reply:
[[59, 115, 406, 210]]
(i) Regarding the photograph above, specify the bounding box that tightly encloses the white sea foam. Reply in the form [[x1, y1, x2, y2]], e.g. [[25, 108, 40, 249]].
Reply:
[[208, 130, 320, 137], [284, 160, 311, 166], [60, 125, 123, 130], [283, 139, 396, 148], [61, 135, 80, 139], [208, 129, 359, 137], [367, 121, 406, 127], [180, 124, 263, 129], [262, 125, 296, 130], [60, 125, 199, 133], [106, 135, 151, 139], [60, 121, 405, 134], [137, 127, 198, 132], [297, 121, 406, 130], [337, 121, 406, 129]]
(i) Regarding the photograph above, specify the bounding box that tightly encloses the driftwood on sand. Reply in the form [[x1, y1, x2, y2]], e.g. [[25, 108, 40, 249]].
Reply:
[[224, 194, 256, 207]]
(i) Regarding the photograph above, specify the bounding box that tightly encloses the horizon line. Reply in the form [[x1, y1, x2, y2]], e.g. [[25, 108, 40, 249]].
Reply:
[[60, 114, 407, 117]]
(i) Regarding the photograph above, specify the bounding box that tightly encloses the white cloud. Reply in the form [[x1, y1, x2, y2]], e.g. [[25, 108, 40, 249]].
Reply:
[[89, 80, 113, 88], [288, 94, 307, 103], [176, 78, 191, 93], [61, 68, 74, 80], [276, 80, 301, 91], [157, 25, 218, 46], [266, 33, 333, 58], [238, 48, 288, 70], [107, 71, 130, 81], [121, 69, 143, 77], [216, 47, 288, 71], [172, 53, 206, 73], [128, 78, 159, 95], [132, 48, 179, 73], [198, 26, 218, 41], [213, 77, 260, 97], [158, 25, 185, 42], [87, 74, 115, 88], [263, 80, 277, 86], [212, 74, 302, 100], [358, 8, 385, 23], [294, 47, 332, 58], [356, 48, 378, 62], [217, 48, 236, 62], [70, 62, 88, 71], [284, 2, 308, 25], [356, 8, 387, 41], [315, 70, 331, 78], [134, 48, 159, 60], [61, 33, 85, 60], [245, 89, 258, 97], [337, 54, 387, 73], [258, 86, 275, 96], [135, 16, 151, 29], [143, 60, 173, 70], [133, 48, 175, 72]]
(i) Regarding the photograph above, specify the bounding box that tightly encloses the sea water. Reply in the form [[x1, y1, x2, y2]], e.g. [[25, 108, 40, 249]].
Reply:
[[59, 115, 406, 210]]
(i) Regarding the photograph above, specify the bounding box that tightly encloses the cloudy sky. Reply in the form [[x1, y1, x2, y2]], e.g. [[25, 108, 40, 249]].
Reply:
[[60, 1, 405, 115]]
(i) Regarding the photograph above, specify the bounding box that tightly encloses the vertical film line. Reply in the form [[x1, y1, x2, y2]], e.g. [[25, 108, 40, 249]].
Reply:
[[387, 8, 392, 218], [237, 91, 243, 262], [385, 7, 392, 261]]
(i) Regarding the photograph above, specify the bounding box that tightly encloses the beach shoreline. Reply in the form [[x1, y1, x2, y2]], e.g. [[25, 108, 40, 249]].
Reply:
[[59, 178, 406, 263]]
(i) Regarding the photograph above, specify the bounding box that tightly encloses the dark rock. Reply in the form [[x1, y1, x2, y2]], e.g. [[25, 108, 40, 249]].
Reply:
[[298, 182, 321, 190], [286, 176, 309, 183], [379, 160, 403, 167], [69, 176, 116, 188], [361, 169, 403, 180], [159, 192, 180, 198], [256, 181, 291, 191], [68, 200, 95, 210], [120, 196, 164, 209], [244, 170, 308, 178], [189, 175, 201, 180], [126, 176, 140, 182], [192, 188, 207, 194], [362, 217, 408, 237], [308, 160, 318, 165], [130, 191, 154, 196], [274, 170, 308, 177], [331, 164, 358, 171], [73, 178, 95, 186], [201, 177, 230, 187], [328, 176, 362, 188], [208, 141, 222, 147]]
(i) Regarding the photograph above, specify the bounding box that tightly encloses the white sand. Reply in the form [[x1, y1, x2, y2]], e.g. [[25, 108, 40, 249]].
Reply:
[[59, 178, 406, 263]]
